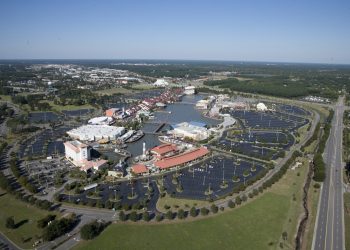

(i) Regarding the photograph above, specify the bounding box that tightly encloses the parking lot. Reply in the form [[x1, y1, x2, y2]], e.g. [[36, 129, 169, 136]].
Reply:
[[62, 109, 94, 117], [229, 110, 308, 130], [19, 126, 72, 159], [23, 158, 70, 195], [277, 103, 311, 116], [60, 178, 160, 212], [163, 155, 266, 200], [29, 112, 61, 123]]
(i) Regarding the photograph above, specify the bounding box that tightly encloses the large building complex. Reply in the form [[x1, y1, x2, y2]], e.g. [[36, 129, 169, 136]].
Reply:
[[64, 140, 91, 164], [64, 140, 107, 172], [169, 122, 209, 141], [67, 125, 125, 141], [184, 86, 196, 95], [154, 147, 209, 170]]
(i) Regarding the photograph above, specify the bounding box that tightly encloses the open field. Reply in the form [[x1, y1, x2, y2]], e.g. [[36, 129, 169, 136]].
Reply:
[[44, 101, 95, 112], [130, 83, 159, 90], [156, 194, 210, 213], [0, 95, 12, 102], [94, 87, 134, 95], [345, 193, 350, 250], [74, 157, 308, 250], [0, 191, 56, 249]]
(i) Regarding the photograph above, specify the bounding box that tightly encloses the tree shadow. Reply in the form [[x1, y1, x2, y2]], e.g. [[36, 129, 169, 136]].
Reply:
[[15, 219, 28, 229]]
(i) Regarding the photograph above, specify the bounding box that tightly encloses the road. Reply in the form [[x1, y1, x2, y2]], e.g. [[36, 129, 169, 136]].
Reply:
[[313, 97, 345, 250], [0, 232, 18, 250]]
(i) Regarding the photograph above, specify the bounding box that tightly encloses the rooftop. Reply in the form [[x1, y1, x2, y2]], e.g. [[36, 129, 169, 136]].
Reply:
[[151, 144, 178, 156], [154, 147, 209, 169], [64, 140, 88, 153], [132, 164, 148, 174]]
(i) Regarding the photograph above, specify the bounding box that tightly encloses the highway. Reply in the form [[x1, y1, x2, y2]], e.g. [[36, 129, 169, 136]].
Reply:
[[313, 97, 345, 250]]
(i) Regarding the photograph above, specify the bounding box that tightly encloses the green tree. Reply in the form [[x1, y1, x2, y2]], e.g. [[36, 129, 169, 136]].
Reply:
[[190, 207, 197, 217], [142, 212, 150, 222], [119, 211, 127, 221], [200, 207, 209, 216], [129, 211, 138, 222], [5, 216, 15, 229], [177, 209, 185, 219]]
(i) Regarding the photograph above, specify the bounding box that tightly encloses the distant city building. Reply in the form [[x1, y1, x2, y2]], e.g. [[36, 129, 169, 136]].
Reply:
[[67, 125, 125, 141], [153, 79, 169, 87], [256, 102, 268, 111], [184, 86, 196, 95]]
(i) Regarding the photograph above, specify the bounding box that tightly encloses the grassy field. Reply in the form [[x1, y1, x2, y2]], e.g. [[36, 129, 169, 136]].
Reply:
[[75, 158, 309, 250], [44, 101, 95, 112], [0, 191, 56, 249], [94, 87, 134, 96], [0, 95, 11, 102], [156, 194, 210, 213], [302, 180, 320, 250], [344, 193, 350, 250]]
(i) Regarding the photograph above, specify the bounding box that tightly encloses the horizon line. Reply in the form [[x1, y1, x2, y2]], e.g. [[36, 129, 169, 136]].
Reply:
[[0, 58, 349, 66]]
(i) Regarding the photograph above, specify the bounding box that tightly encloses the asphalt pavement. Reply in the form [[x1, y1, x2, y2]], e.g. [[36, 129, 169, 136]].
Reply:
[[313, 97, 345, 250]]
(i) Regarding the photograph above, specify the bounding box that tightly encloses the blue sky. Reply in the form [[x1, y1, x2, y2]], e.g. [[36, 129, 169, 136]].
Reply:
[[0, 0, 350, 63]]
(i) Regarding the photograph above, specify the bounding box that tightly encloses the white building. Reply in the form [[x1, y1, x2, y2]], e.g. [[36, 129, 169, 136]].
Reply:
[[169, 122, 209, 141], [67, 125, 125, 141], [256, 102, 268, 111], [88, 116, 114, 125], [184, 86, 196, 95], [64, 140, 91, 164], [153, 79, 169, 87], [196, 99, 210, 109]]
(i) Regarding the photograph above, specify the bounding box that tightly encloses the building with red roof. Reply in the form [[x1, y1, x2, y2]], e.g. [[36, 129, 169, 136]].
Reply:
[[105, 108, 120, 117], [154, 147, 209, 170], [151, 144, 178, 159], [131, 164, 149, 175]]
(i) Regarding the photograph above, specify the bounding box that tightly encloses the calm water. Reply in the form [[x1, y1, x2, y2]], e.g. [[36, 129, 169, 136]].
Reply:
[[153, 95, 220, 126], [126, 94, 219, 158]]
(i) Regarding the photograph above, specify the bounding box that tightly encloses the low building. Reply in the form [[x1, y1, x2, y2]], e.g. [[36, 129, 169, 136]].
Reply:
[[153, 79, 169, 87], [151, 144, 178, 159], [154, 147, 209, 170], [131, 164, 149, 175], [169, 122, 209, 141], [64, 140, 91, 165], [80, 159, 107, 172], [184, 86, 196, 95], [105, 108, 120, 117], [196, 99, 210, 109], [88, 116, 114, 125], [257, 102, 268, 111], [108, 161, 126, 178], [67, 125, 125, 141]]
